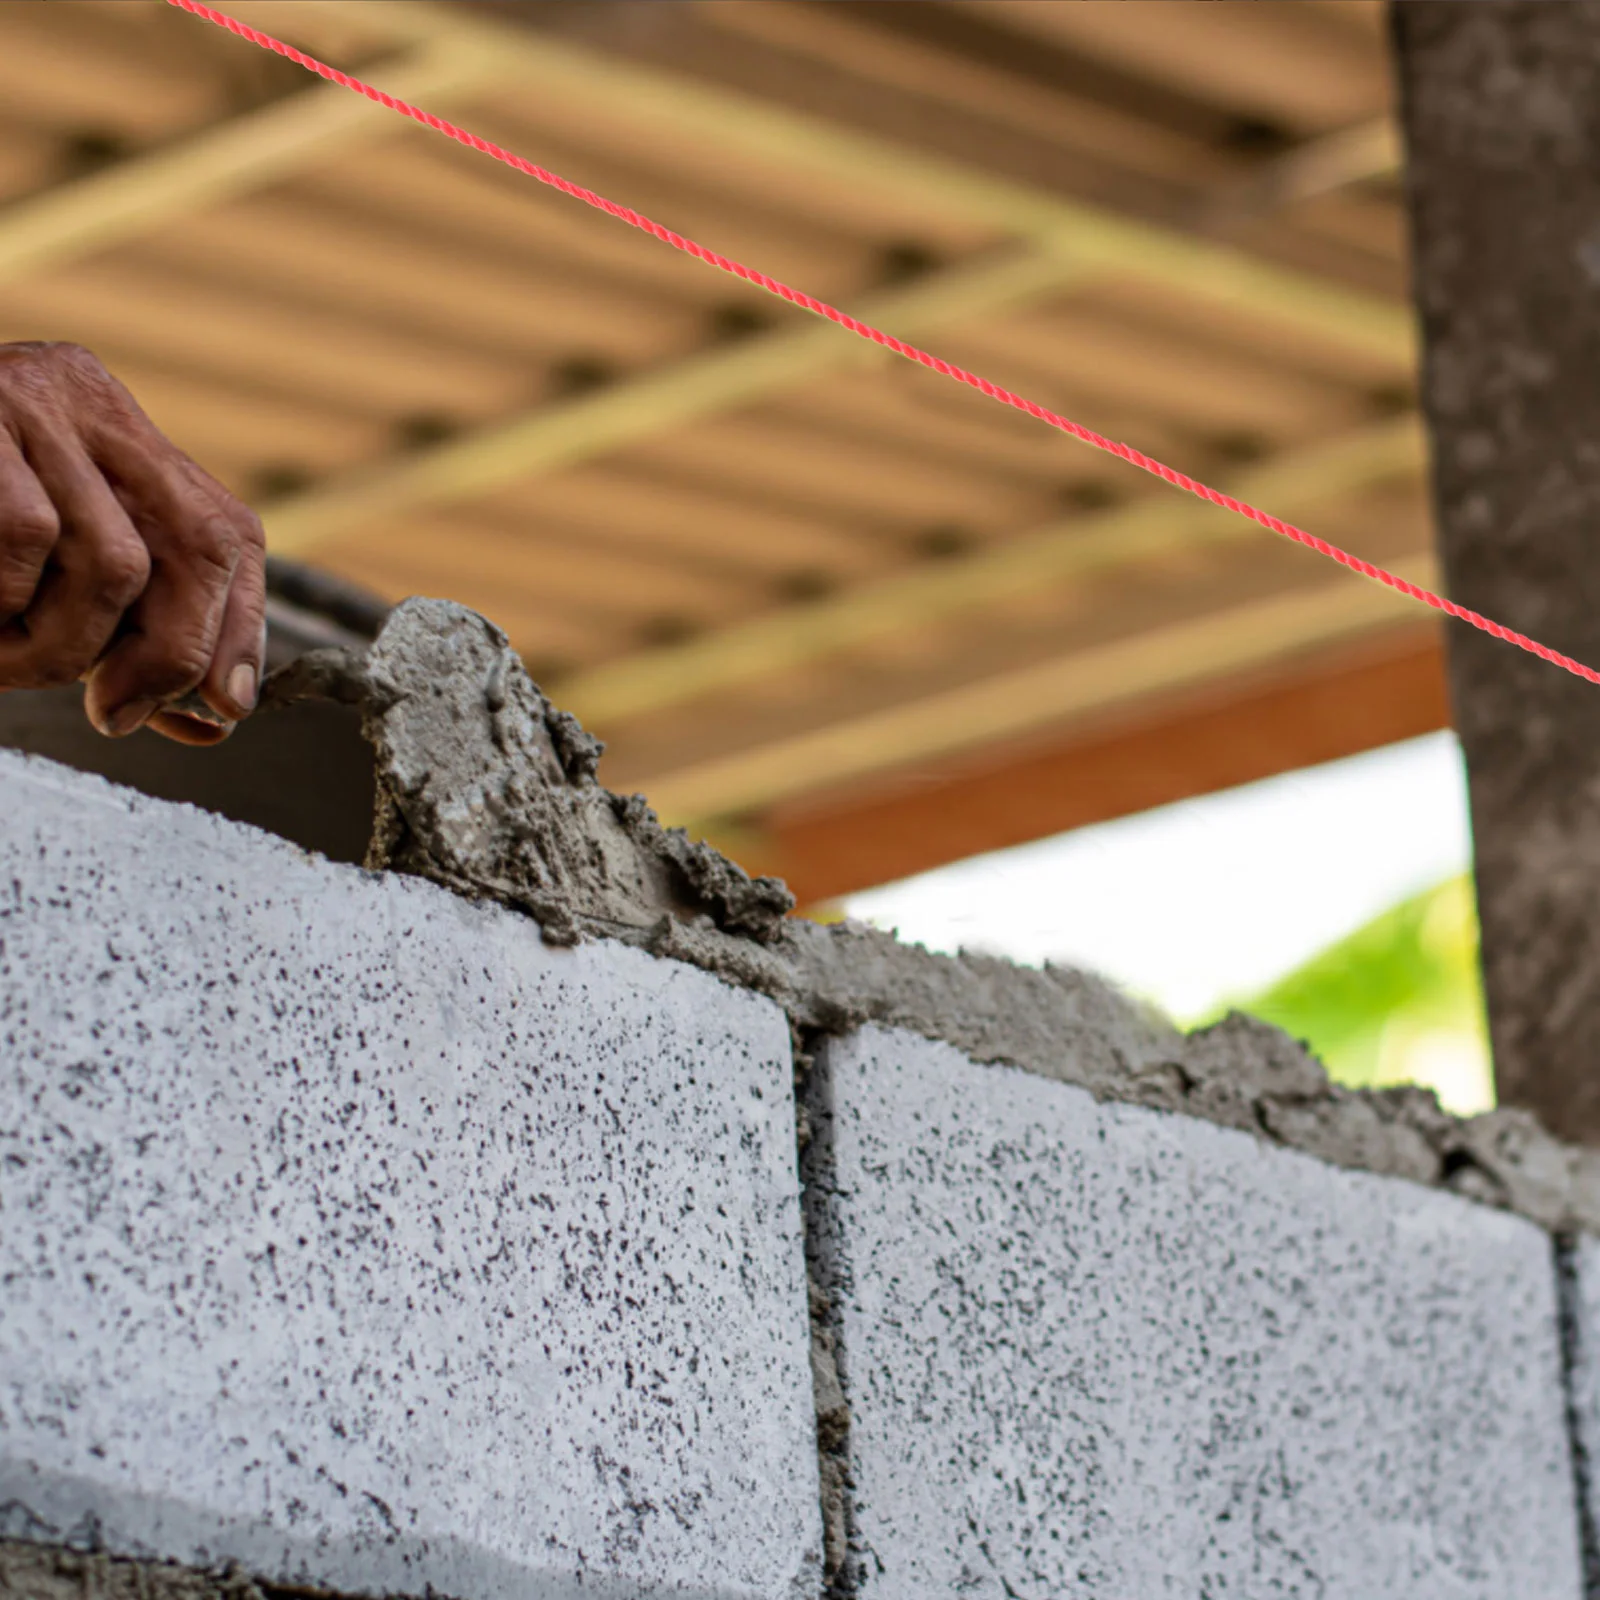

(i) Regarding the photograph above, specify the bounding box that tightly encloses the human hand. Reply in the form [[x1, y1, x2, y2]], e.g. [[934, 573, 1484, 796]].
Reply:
[[0, 341, 266, 745]]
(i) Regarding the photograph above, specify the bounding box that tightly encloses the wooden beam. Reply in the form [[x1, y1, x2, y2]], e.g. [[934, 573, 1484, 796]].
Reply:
[[697, 1, 1402, 217], [0, 34, 510, 288], [560, 415, 1425, 725], [428, 0, 1413, 362], [215, 0, 1416, 553], [1214, 116, 1401, 218], [766, 624, 1448, 904], [635, 551, 1439, 823], [262, 242, 1090, 550]]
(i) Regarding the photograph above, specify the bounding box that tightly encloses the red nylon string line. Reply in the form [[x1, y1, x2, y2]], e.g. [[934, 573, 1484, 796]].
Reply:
[[166, 0, 1600, 689]]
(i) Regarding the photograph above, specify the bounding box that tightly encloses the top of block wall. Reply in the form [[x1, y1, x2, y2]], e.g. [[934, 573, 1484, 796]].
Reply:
[[104, 597, 1600, 1237]]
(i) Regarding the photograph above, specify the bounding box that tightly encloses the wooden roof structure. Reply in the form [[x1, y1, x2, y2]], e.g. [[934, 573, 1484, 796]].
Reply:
[[0, 0, 1442, 903]]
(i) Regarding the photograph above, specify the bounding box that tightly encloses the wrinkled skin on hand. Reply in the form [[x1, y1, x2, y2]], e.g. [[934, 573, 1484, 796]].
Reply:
[[0, 341, 266, 745]]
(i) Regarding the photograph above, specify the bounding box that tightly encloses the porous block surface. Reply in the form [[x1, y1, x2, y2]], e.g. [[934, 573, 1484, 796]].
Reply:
[[0, 752, 820, 1600], [809, 1025, 1581, 1599]]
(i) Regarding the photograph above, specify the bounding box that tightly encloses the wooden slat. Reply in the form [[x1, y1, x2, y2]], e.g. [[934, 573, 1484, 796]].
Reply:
[[1221, 117, 1401, 212], [460, 94, 980, 289], [320, 546, 617, 663], [0, 35, 511, 288], [936, 302, 1369, 439], [767, 361, 1149, 482], [962, 1, 1390, 132], [689, 0, 1240, 192], [297, 135, 884, 304], [0, 1, 224, 133], [136, 192, 708, 361], [339, 507, 766, 622], [0, 113, 62, 209], [481, 466, 902, 581], [589, 477, 1432, 785], [223, 0, 1413, 363], [559, 416, 1424, 726], [1078, 272, 1408, 390], [263, 244, 1090, 551], [1274, 187, 1408, 273], [617, 407, 1062, 528], [94, 362, 388, 486], [632, 550, 1438, 822], [766, 624, 1448, 903], [0, 257, 535, 419]]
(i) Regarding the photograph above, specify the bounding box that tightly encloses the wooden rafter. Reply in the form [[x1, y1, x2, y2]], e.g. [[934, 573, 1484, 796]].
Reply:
[[263, 243, 1093, 551], [637, 551, 1439, 823], [0, 34, 513, 288], [764, 625, 1448, 905], [0, 1, 1431, 876], [200, 0, 1421, 557], [426, 0, 1413, 355], [559, 415, 1424, 726]]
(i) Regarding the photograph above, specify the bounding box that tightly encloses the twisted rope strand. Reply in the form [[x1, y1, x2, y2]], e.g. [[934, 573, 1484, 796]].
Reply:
[[165, 0, 1600, 688]]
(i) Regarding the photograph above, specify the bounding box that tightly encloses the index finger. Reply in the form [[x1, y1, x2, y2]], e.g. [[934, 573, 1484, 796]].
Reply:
[[87, 420, 264, 732]]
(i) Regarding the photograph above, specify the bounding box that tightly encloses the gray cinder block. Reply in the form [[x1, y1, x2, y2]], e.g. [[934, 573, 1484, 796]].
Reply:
[[806, 1024, 1582, 1599], [0, 752, 820, 1600]]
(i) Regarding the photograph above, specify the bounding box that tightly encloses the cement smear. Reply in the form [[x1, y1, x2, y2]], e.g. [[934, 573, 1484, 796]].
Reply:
[[265, 597, 1600, 1238]]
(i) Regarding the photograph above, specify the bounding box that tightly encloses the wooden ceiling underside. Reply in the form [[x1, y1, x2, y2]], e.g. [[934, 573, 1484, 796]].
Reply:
[[0, 0, 1437, 889]]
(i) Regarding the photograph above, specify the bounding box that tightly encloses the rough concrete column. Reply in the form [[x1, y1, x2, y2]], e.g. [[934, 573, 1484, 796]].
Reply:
[[1392, 1, 1600, 1142]]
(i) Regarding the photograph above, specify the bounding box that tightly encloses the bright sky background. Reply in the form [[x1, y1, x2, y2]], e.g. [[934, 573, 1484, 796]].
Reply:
[[844, 731, 1474, 1023]]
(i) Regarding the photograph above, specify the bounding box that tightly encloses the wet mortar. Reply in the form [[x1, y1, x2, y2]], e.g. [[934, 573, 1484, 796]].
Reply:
[[260, 595, 1600, 1240]]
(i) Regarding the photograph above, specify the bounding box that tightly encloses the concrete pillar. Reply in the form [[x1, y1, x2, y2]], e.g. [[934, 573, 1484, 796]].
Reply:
[[1393, 0, 1600, 1142]]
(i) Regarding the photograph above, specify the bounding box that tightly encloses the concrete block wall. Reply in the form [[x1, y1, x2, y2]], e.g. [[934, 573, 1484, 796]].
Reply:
[[5, 601, 1600, 1599], [806, 1026, 1582, 1598], [0, 753, 820, 1600]]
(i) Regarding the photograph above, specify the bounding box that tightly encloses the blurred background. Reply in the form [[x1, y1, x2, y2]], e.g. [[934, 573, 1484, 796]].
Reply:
[[0, 0, 1485, 1105]]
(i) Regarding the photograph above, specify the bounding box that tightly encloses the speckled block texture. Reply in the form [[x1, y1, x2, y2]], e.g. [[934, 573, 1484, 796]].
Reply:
[[0, 750, 821, 1600], [806, 1024, 1583, 1599]]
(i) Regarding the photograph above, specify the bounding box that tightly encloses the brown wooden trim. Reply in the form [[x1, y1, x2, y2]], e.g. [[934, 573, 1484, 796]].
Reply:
[[767, 623, 1449, 904]]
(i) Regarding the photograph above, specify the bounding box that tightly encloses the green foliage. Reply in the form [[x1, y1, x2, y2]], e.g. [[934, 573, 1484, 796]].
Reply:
[[1205, 874, 1494, 1113]]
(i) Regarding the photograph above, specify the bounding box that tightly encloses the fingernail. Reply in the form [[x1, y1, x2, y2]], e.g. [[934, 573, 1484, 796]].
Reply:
[[106, 699, 157, 737], [227, 662, 258, 712]]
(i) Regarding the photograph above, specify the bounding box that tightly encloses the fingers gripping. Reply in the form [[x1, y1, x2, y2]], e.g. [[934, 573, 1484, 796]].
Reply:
[[86, 408, 267, 739], [0, 343, 271, 741], [0, 432, 60, 620], [0, 432, 149, 693], [134, 530, 267, 747]]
